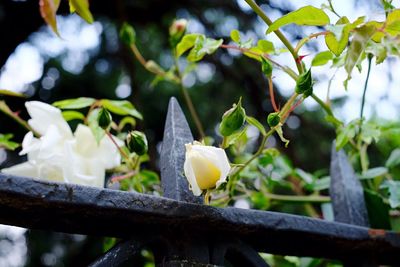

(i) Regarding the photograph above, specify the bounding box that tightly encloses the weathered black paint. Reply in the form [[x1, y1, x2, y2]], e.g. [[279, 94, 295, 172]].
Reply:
[[330, 143, 369, 226], [0, 98, 399, 266]]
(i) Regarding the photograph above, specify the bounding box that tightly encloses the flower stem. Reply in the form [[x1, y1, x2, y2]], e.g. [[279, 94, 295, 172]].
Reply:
[[173, 54, 205, 139], [220, 44, 298, 80], [244, 0, 303, 74], [359, 54, 373, 136], [105, 131, 130, 162], [294, 31, 328, 54], [0, 100, 38, 136], [311, 94, 335, 117], [263, 192, 330, 203], [268, 77, 279, 112], [110, 170, 137, 183], [204, 190, 212, 205]]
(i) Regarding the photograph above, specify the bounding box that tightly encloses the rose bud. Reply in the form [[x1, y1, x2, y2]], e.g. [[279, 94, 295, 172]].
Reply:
[[126, 130, 148, 155], [169, 19, 188, 47], [184, 142, 231, 196], [97, 108, 112, 130], [219, 98, 246, 136]]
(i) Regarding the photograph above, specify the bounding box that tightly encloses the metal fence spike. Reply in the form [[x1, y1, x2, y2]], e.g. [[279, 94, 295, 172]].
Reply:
[[160, 97, 202, 203], [330, 141, 369, 226]]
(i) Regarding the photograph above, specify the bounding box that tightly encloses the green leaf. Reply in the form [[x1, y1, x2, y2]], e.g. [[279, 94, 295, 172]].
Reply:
[[138, 170, 160, 188], [372, 9, 400, 42], [360, 167, 388, 179], [101, 99, 143, 120], [53, 97, 96, 109], [176, 34, 201, 57], [246, 116, 266, 136], [360, 121, 381, 144], [87, 109, 105, 144], [311, 51, 333, 66], [325, 16, 365, 57], [39, 0, 61, 36], [118, 116, 136, 131], [314, 176, 331, 191], [251, 192, 270, 210], [257, 40, 275, 53], [187, 35, 223, 62], [222, 126, 247, 149], [380, 180, 400, 209], [364, 189, 391, 229], [344, 25, 376, 86], [0, 133, 20, 151], [365, 42, 387, 64], [0, 89, 26, 98], [386, 148, 400, 168], [294, 168, 314, 184], [266, 6, 330, 34], [230, 29, 240, 43], [325, 16, 350, 56], [69, 0, 93, 24], [61, 111, 85, 121], [336, 122, 357, 150]]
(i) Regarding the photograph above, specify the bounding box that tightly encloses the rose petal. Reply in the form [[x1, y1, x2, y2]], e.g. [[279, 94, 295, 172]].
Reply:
[[25, 101, 72, 138]]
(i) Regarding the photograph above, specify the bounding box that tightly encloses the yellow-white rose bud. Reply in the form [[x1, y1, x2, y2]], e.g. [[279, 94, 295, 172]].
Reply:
[[184, 142, 231, 196]]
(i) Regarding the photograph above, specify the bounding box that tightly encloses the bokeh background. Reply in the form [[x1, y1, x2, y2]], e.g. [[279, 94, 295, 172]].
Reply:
[[0, 0, 399, 266]]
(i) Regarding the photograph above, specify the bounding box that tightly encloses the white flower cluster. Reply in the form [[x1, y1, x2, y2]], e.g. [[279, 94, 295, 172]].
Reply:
[[1, 101, 122, 187]]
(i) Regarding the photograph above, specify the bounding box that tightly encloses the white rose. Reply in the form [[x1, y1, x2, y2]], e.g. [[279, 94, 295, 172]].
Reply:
[[1, 101, 122, 187], [184, 142, 231, 196]]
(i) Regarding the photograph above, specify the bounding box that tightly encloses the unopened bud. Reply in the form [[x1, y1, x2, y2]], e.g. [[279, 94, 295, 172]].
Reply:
[[267, 112, 280, 127], [295, 68, 313, 97], [126, 130, 148, 155], [145, 60, 165, 74], [120, 22, 136, 46], [169, 19, 187, 47], [261, 57, 273, 77], [97, 108, 112, 129], [219, 98, 246, 136]]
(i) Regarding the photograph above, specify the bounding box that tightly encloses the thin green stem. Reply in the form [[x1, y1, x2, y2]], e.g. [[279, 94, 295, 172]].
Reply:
[[173, 54, 205, 139], [311, 94, 334, 117], [106, 131, 130, 162], [0, 101, 38, 136], [263, 192, 330, 203], [328, 0, 341, 18], [279, 93, 298, 119], [294, 32, 328, 54], [204, 190, 211, 205], [219, 44, 298, 80], [359, 55, 373, 135], [244, 0, 303, 74]]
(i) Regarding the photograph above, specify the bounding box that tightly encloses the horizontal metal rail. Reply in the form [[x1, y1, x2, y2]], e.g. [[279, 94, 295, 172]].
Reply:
[[0, 174, 398, 264]]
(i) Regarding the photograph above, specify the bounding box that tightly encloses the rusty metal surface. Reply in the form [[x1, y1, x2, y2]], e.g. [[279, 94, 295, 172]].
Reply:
[[330, 144, 369, 226], [0, 174, 399, 264]]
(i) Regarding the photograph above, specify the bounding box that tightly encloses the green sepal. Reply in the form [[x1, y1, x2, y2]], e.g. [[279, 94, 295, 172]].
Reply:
[[219, 97, 246, 136]]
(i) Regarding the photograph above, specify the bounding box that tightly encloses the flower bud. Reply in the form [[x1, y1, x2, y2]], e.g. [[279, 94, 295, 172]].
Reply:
[[97, 108, 112, 129], [126, 130, 148, 155], [145, 60, 165, 74], [219, 98, 246, 137], [184, 142, 231, 196], [267, 112, 280, 127], [295, 68, 313, 97], [261, 57, 273, 77], [120, 22, 136, 46], [169, 19, 187, 47]]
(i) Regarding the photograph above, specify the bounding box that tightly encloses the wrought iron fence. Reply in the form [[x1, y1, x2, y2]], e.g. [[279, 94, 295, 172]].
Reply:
[[0, 97, 399, 266]]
